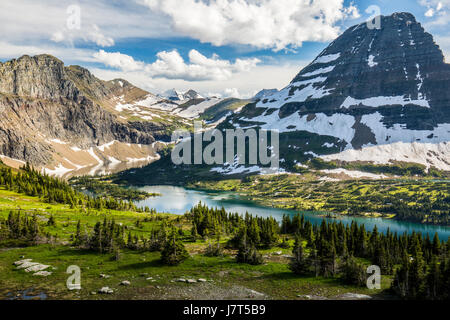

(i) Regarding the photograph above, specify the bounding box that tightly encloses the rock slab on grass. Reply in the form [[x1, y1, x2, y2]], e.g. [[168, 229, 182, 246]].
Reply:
[[13, 259, 32, 266], [25, 264, 50, 273], [337, 293, 372, 300], [33, 271, 52, 277], [98, 287, 114, 294], [16, 262, 39, 269]]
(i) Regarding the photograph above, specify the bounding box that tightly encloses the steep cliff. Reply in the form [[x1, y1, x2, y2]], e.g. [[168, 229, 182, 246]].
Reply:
[[0, 54, 159, 175]]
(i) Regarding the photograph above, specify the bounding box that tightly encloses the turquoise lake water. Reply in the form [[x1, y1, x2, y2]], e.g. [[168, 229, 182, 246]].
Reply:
[[134, 185, 450, 240]]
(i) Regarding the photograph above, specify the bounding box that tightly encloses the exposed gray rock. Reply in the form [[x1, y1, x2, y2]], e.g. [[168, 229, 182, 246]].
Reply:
[[16, 262, 39, 269], [0, 54, 156, 166], [336, 293, 372, 300], [25, 264, 50, 273], [33, 271, 52, 277], [98, 287, 114, 294], [14, 259, 32, 266]]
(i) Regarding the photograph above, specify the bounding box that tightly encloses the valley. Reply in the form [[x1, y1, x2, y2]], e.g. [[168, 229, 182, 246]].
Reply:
[[1, 10, 450, 302]]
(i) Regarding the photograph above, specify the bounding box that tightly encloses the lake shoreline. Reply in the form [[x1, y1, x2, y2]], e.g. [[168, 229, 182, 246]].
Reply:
[[132, 185, 450, 240]]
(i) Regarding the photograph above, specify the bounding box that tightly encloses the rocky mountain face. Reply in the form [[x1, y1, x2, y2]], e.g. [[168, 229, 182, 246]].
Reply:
[[226, 12, 450, 171], [0, 54, 252, 177], [253, 89, 279, 101], [0, 54, 161, 174]]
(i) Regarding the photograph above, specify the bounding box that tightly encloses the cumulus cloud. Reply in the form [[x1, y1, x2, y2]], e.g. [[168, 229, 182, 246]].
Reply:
[[94, 49, 261, 81], [51, 24, 115, 47], [0, 0, 172, 58], [94, 50, 145, 72], [223, 88, 242, 98], [139, 0, 360, 51], [90, 60, 303, 101], [420, 0, 448, 23]]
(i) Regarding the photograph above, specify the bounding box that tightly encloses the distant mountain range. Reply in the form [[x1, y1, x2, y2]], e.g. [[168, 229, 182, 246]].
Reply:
[[0, 12, 448, 179], [163, 89, 204, 102], [0, 55, 249, 177]]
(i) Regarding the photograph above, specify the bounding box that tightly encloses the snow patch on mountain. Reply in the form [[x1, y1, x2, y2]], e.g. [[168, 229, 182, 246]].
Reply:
[[291, 76, 328, 87], [301, 66, 335, 78], [367, 55, 378, 67], [340, 95, 430, 109], [321, 142, 450, 171], [361, 112, 450, 144], [174, 98, 222, 118], [243, 111, 355, 145], [313, 53, 341, 64], [321, 168, 389, 179]]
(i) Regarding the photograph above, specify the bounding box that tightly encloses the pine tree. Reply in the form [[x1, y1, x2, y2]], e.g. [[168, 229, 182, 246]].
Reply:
[[432, 233, 441, 256], [161, 228, 189, 266], [409, 237, 426, 298], [341, 255, 366, 286], [73, 220, 82, 246], [290, 236, 310, 275]]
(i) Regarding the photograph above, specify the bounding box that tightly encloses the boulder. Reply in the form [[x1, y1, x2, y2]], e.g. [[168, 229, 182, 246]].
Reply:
[[337, 293, 372, 300], [25, 264, 50, 273], [17, 262, 39, 269], [14, 259, 32, 266], [33, 271, 52, 277], [98, 287, 114, 294]]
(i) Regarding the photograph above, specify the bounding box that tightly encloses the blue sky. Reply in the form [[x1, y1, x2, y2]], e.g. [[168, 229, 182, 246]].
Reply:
[[1, 0, 449, 98]]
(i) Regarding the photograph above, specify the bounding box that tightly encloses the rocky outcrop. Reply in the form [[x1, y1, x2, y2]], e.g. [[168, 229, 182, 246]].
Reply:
[[0, 54, 156, 167]]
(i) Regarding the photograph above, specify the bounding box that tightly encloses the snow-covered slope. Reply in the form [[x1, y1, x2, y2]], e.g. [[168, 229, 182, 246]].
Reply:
[[322, 142, 450, 171], [224, 12, 450, 172]]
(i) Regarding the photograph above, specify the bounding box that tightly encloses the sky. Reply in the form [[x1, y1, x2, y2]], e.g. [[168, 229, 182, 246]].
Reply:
[[1, 0, 450, 98]]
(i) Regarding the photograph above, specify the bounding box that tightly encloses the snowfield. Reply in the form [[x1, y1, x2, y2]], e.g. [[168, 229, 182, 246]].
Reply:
[[320, 168, 388, 179], [340, 95, 430, 109], [321, 142, 450, 171]]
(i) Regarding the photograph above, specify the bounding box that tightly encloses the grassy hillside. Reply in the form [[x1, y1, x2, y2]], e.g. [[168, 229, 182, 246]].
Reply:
[[0, 186, 393, 300], [191, 175, 450, 225]]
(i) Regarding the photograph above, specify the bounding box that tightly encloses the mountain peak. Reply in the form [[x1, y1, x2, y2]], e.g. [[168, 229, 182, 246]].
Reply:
[[226, 12, 450, 170], [390, 12, 417, 21]]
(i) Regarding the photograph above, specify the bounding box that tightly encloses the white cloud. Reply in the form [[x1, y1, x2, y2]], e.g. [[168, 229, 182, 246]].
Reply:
[[94, 50, 145, 72], [425, 8, 435, 17], [87, 25, 115, 47], [0, 41, 96, 63], [139, 0, 360, 51], [420, 0, 448, 22], [90, 60, 303, 100], [224, 88, 242, 98], [51, 24, 115, 47], [0, 0, 172, 59], [94, 49, 261, 81]]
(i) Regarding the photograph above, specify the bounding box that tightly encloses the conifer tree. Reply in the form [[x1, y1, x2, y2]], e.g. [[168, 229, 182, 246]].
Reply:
[[161, 228, 189, 266]]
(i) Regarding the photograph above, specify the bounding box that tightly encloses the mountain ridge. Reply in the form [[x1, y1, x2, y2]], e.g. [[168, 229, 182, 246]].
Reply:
[[223, 12, 450, 171], [0, 54, 165, 176]]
